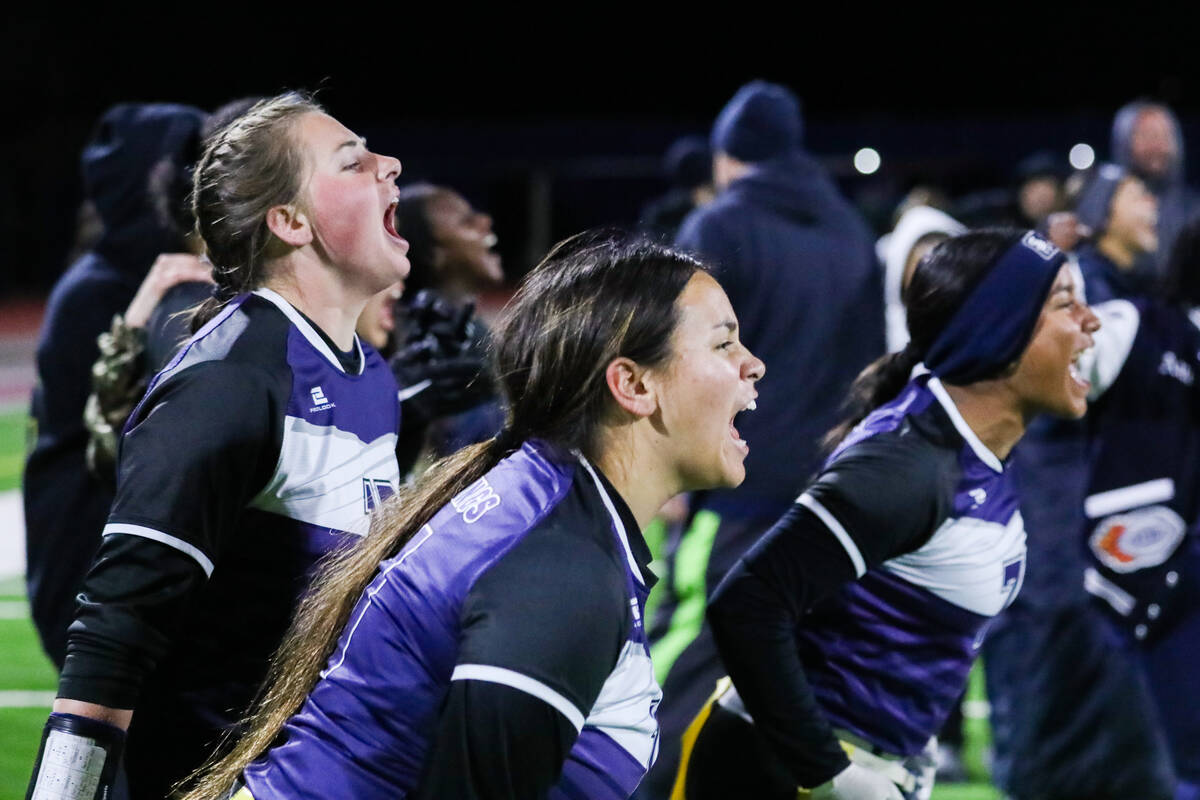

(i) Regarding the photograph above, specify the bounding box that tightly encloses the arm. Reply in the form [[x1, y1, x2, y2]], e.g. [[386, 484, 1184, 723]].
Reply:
[[413, 523, 628, 799], [31, 365, 275, 799], [58, 364, 276, 716], [707, 441, 940, 789]]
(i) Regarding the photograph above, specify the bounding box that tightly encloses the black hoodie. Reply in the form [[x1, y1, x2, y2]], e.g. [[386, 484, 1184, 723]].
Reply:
[[24, 103, 205, 667], [676, 151, 884, 513]]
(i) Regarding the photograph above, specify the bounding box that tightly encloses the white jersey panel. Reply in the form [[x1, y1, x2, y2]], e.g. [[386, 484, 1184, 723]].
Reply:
[[584, 639, 662, 769], [883, 510, 1026, 616], [251, 415, 400, 535]]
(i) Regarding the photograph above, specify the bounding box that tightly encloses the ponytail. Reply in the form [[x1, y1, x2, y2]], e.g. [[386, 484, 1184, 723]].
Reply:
[[823, 343, 922, 451], [181, 435, 510, 799]]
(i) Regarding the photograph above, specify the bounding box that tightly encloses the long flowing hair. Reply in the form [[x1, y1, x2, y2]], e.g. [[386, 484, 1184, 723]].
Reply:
[[181, 233, 704, 798]]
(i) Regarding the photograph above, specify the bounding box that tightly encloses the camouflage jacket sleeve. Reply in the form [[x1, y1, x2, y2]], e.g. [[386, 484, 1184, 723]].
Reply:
[[84, 315, 148, 485]]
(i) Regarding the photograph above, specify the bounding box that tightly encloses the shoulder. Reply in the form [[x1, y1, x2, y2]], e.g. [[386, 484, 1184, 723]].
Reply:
[[819, 426, 950, 507]]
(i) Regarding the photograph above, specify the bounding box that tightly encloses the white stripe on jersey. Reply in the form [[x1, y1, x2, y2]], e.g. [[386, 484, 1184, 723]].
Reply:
[[883, 510, 1026, 616], [1084, 478, 1175, 519], [577, 453, 646, 586], [451, 664, 586, 732], [798, 493, 867, 578], [1083, 567, 1137, 616], [102, 523, 216, 577], [924, 375, 1002, 473], [251, 416, 399, 535]]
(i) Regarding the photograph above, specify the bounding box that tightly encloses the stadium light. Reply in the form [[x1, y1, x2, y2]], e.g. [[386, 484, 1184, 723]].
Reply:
[[854, 147, 881, 175], [1069, 143, 1095, 171]]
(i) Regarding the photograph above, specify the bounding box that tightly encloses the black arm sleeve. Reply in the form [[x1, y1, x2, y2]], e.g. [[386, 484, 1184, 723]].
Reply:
[[57, 362, 279, 708], [412, 681, 577, 800], [59, 537, 204, 708], [708, 436, 943, 787], [416, 519, 629, 796]]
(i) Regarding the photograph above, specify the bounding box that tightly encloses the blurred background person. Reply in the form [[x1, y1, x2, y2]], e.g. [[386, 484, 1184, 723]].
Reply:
[[881, 204, 965, 353], [392, 183, 505, 460], [1080, 215, 1200, 800], [641, 80, 883, 798], [639, 135, 715, 242], [1074, 163, 1161, 302], [1111, 99, 1199, 272], [23, 102, 206, 670], [982, 161, 1175, 800]]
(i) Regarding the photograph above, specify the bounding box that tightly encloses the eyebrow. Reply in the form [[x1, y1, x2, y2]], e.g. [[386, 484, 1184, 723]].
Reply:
[[335, 137, 367, 153], [714, 320, 737, 333]]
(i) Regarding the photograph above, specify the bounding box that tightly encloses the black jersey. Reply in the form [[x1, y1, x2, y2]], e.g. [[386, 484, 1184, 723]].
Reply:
[[708, 372, 1025, 786], [57, 289, 401, 798]]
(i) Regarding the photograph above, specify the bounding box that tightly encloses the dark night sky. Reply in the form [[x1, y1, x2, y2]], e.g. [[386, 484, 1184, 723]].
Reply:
[[3, 8, 1193, 291]]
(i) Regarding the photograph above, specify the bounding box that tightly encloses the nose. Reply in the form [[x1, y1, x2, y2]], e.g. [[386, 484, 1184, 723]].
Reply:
[[1080, 303, 1101, 336], [477, 212, 493, 232], [744, 348, 765, 383], [377, 154, 402, 182]]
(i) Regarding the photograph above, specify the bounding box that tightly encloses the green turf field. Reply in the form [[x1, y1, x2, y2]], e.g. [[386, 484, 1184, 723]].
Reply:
[[0, 409, 26, 492], [0, 407, 1001, 798]]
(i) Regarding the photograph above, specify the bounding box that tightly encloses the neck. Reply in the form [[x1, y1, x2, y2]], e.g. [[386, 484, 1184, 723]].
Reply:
[[263, 252, 370, 350], [1096, 233, 1138, 272], [593, 426, 679, 531], [942, 380, 1027, 461]]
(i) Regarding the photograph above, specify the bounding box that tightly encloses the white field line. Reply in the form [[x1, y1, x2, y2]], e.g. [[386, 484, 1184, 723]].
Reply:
[[0, 690, 55, 708], [0, 600, 29, 619], [0, 488, 26, 580]]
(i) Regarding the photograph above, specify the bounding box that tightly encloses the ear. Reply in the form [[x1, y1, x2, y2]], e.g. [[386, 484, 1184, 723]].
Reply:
[[266, 203, 313, 248], [605, 357, 657, 418]]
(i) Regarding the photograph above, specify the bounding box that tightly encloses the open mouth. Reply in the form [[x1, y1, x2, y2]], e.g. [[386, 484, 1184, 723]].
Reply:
[[384, 199, 409, 251], [730, 398, 757, 450], [1069, 347, 1091, 391]]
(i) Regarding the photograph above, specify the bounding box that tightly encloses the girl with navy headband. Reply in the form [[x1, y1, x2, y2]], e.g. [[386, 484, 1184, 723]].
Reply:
[[673, 229, 1100, 800]]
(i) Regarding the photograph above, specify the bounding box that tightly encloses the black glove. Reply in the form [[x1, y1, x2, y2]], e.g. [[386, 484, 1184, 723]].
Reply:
[[26, 713, 125, 800], [391, 290, 496, 429]]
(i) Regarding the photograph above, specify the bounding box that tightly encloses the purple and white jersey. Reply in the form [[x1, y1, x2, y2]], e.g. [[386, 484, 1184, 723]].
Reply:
[[242, 440, 661, 799], [55, 289, 402, 797], [99, 289, 400, 714], [795, 371, 1025, 756]]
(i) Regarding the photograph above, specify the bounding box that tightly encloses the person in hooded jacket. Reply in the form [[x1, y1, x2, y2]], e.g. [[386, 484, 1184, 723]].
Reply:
[[640, 80, 883, 798], [23, 102, 206, 669], [1111, 99, 1199, 274]]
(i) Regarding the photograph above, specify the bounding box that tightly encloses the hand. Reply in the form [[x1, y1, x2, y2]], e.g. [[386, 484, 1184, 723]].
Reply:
[[1044, 212, 1091, 253], [809, 762, 905, 800], [125, 253, 213, 328], [391, 290, 495, 425]]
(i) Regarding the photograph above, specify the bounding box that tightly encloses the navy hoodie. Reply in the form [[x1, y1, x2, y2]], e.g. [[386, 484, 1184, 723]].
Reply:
[[24, 103, 205, 667], [676, 151, 883, 513]]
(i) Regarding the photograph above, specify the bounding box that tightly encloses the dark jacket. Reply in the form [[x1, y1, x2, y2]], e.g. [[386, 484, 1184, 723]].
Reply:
[[23, 103, 205, 667], [676, 151, 883, 513]]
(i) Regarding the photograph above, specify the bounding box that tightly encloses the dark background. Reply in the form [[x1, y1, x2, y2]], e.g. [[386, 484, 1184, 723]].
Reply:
[[3, 9, 1195, 295]]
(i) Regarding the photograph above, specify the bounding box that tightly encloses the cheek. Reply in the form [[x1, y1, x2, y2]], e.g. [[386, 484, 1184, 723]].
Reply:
[[309, 176, 373, 255]]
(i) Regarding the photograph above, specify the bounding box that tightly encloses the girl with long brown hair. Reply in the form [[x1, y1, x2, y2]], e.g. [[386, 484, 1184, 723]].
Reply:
[[185, 234, 763, 799], [28, 92, 413, 800]]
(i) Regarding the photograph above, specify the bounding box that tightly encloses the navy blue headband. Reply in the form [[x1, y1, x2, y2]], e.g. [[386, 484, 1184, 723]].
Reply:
[[923, 231, 1066, 384]]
